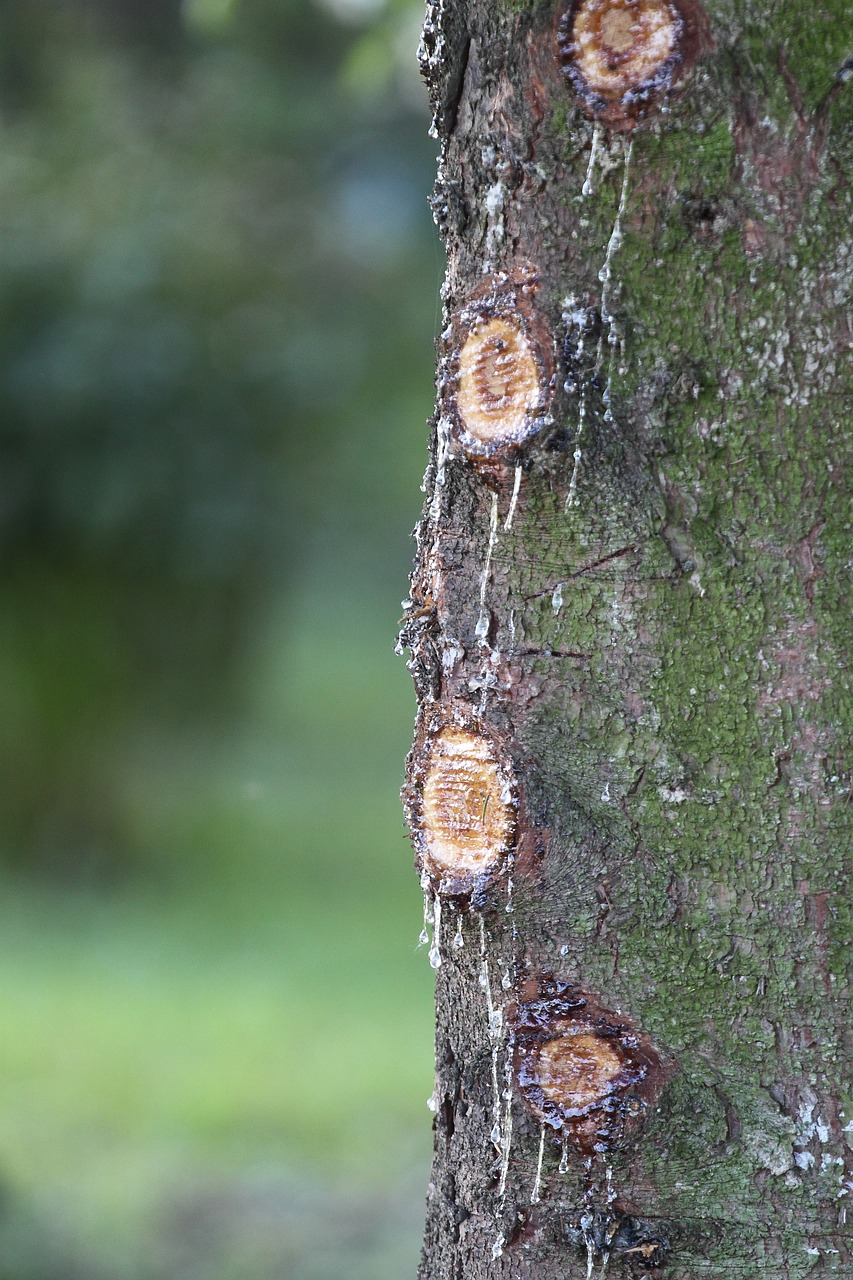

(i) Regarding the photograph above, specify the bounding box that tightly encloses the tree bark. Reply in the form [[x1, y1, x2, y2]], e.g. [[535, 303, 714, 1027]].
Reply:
[[400, 1, 852, 1277]]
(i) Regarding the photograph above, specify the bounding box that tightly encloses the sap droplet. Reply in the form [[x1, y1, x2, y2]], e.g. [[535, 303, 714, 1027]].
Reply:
[[428, 896, 443, 969], [530, 1122, 546, 1204]]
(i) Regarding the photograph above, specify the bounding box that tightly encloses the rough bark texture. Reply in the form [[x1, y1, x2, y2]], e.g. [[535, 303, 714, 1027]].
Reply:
[[401, 1, 852, 1277]]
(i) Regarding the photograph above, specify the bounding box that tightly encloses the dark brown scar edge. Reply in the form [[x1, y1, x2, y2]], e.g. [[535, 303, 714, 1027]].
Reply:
[[555, 0, 713, 129], [441, 275, 557, 461], [510, 972, 675, 1154], [402, 701, 521, 902]]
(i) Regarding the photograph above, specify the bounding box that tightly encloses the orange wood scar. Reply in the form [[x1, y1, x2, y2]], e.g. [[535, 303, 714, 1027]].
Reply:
[[404, 708, 519, 898], [420, 726, 515, 879], [443, 276, 555, 461], [456, 319, 541, 445], [557, 0, 711, 126]]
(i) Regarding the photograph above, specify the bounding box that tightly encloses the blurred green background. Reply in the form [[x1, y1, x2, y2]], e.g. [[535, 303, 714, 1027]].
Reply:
[[0, 0, 439, 1275]]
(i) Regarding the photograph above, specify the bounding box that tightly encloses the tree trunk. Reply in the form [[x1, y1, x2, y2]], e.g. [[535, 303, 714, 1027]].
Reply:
[[400, 1, 852, 1276]]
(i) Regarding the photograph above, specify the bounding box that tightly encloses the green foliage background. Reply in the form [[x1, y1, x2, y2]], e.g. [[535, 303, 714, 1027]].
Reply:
[[0, 0, 438, 1274]]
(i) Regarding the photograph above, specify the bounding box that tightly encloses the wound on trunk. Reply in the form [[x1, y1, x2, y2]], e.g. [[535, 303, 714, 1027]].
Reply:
[[444, 280, 555, 460], [513, 974, 671, 1155], [557, 0, 710, 127], [405, 709, 518, 898]]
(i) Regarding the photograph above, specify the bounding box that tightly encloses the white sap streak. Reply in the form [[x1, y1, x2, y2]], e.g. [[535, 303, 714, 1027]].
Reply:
[[484, 176, 507, 270], [504, 464, 523, 530], [479, 915, 504, 1150], [479, 916, 494, 1011], [582, 122, 604, 197], [599, 141, 634, 322], [530, 1122, 546, 1204], [419, 879, 433, 948], [565, 334, 586, 508], [428, 895, 442, 969], [452, 915, 464, 950], [428, 418, 451, 526], [597, 139, 634, 404], [497, 1085, 514, 1199], [569, 140, 634, 514], [497, 1032, 516, 1199], [475, 492, 500, 647], [422, 419, 452, 654], [559, 1139, 569, 1175]]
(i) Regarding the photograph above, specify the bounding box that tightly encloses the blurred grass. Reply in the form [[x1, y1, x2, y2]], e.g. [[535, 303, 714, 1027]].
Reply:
[[0, 579, 435, 1278], [0, 1, 441, 1274]]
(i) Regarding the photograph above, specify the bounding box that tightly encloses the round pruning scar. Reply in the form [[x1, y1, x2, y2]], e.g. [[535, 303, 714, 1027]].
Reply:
[[557, 0, 710, 125], [405, 709, 518, 897], [536, 1028, 624, 1112], [513, 975, 670, 1155], [444, 285, 554, 460]]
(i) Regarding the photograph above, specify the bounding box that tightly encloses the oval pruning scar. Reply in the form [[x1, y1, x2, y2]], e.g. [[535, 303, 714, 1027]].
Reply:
[[536, 1027, 624, 1112], [445, 286, 554, 459], [557, 0, 709, 125], [514, 975, 671, 1155], [457, 318, 542, 444], [407, 717, 517, 896]]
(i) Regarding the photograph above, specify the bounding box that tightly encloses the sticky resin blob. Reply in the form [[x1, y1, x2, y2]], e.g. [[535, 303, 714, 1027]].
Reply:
[[418, 726, 516, 893], [558, 0, 709, 123], [456, 318, 542, 446]]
